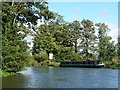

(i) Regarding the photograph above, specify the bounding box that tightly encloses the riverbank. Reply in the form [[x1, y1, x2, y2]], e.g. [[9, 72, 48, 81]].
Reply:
[[32, 60, 120, 69], [0, 70, 15, 77], [105, 62, 120, 69], [1, 59, 120, 77], [1, 60, 59, 77], [0, 67, 27, 77]]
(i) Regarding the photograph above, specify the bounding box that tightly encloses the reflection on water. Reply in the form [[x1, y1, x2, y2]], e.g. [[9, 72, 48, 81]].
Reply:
[[2, 66, 118, 88]]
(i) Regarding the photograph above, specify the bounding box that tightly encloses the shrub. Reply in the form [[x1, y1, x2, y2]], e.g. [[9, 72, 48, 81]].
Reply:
[[2, 52, 28, 72], [34, 51, 48, 63], [24, 53, 34, 66], [40, 60, 60, 66]]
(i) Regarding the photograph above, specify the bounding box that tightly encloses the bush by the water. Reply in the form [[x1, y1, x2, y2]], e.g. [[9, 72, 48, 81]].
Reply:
[[25, 53, 34, 66], [40, 60, 60, 66], [34, 51, 48, 63], [105, 59, 120, 69]]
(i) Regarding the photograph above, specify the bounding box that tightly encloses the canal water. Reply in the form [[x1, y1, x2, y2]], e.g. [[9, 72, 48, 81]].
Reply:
[[2, 66, 118, 88]]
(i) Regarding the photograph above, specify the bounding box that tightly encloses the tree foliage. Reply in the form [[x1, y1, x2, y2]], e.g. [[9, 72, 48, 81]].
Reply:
[[80, 19, 97, 59], [2, 1, 54, 72], [33, 19, 118, 62]]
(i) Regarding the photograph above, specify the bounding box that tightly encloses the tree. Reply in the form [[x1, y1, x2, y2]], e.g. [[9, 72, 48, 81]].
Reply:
[[95, 23, 117, 61], [2, 1, 54, 72], [117, 36, 120, 59], [95, 23, 109, 60], [68, 20, 82, 53], [33, 24, 58, 55], [32, 14, 75, 61], [105, 41, 117, 60], [80, 19, 97, 59]]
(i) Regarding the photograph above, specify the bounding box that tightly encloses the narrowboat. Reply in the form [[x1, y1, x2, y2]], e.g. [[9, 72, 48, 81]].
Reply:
[[60, 60, 105, 68]]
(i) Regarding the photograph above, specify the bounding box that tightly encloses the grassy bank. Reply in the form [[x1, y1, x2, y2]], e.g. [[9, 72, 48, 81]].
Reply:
[[0, 67, 27, 77], [0, 70, 15, 77]]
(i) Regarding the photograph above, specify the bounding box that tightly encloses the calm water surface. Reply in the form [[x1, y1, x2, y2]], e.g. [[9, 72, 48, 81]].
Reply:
[[2, 66, 118, 88]]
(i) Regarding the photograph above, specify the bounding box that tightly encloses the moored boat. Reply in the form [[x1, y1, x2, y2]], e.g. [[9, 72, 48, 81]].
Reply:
[[60, 60, 105, 68]]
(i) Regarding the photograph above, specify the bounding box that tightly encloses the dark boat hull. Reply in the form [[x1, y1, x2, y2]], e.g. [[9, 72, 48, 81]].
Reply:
[[60, 60, 105, 68], [60, 64, 105, 68]]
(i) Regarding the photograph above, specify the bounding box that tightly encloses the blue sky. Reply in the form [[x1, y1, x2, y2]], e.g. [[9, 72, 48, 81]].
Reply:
[[48, 2, 118, 23], [48, 2, 118, 42]]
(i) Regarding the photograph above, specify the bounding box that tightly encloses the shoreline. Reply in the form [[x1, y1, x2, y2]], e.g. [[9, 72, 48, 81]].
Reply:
[[1, 59, 120, 77]]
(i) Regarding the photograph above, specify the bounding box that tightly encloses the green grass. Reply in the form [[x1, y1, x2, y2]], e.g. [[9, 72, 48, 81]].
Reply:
[[0, 70, 15, 77], [0, 67, 28, 77], [0, 67, 27, 77]]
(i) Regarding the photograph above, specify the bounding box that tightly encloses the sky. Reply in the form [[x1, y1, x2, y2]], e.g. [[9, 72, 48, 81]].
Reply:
[[48, 2, 118, 43]]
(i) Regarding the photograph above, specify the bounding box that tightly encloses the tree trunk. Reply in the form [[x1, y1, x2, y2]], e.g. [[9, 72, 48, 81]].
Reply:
[[12, 0, 14, 6], [75, 40, 77, 53]]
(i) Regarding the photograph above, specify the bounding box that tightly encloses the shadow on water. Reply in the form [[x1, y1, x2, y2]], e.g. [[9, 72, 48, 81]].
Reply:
[[2, 66, 118, 88]]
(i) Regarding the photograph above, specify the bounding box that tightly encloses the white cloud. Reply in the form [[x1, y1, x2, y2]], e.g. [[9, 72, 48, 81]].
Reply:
[[98, 10, 109, 16]]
